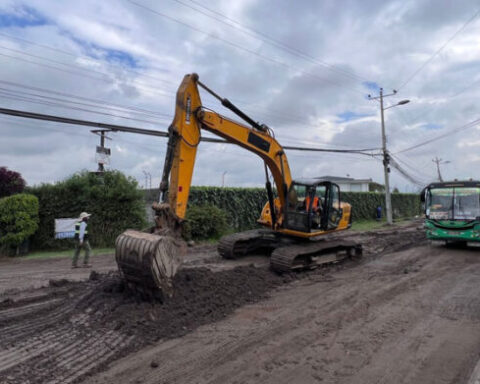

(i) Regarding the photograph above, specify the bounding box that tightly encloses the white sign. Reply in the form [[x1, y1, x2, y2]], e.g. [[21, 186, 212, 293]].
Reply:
[[55, 218, 78, 239]]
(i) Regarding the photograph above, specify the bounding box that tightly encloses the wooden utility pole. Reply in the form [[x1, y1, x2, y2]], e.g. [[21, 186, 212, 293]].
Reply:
[[432, 157, 450, 182], [91, 129, 111, 173]]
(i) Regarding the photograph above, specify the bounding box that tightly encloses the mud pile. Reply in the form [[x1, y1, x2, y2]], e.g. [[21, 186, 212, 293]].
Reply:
[[0, 266, 293, 384]]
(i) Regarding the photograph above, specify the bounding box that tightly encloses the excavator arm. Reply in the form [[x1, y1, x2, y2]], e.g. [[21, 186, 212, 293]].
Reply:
[[115, 73, 294, 298], [158, 73, 292, 229]]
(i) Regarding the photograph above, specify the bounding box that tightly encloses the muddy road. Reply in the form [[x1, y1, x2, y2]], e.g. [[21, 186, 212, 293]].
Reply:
[[1, 223, 480, 383]]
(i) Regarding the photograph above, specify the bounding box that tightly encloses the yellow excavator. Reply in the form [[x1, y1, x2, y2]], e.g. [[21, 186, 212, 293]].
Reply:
[[115, 73, 361, 297]]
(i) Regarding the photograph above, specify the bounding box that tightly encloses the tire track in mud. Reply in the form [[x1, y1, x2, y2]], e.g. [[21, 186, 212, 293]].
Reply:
[[0, 224, 426, 384]]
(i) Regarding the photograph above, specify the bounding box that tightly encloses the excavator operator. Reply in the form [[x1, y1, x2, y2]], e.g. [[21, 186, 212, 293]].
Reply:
[[305, 188, 323, 229], [305, 194, 320, 213]]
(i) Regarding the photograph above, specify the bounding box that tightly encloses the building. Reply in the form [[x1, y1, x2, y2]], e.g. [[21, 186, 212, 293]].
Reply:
[[316, 176, 372, 192]]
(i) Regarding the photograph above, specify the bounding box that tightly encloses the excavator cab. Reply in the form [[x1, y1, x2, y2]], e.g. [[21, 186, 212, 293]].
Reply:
[[285, 180, 342, 233]]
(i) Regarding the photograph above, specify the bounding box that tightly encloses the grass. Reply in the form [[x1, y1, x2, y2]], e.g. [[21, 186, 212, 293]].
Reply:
[[350, 218, 412, 231], [19, 247, 114, 260]]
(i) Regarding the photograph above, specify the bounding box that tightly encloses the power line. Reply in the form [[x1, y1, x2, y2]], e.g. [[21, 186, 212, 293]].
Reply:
[[0, 91, 170, 126], [397, 7, 480, 91], [389, 156, 428, 186], [0, 31, 375, 131], [0, 86, 172, 121], [0, 48, 344, 130], [392, 153, 436, 180], [395, 116, 480, 154], [0, 106, 380, 155], [171, 0, 369, 83], [0, 32, 176, 86], [390, 153, 433, 182], [127, 0, 367, 95], [0, 77, 360, 138], [0, 80, 172, 118], [0, 50, 177, 98]]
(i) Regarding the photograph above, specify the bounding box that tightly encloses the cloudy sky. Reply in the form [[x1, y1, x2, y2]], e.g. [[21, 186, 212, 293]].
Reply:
[[1, 0, 479, 192]]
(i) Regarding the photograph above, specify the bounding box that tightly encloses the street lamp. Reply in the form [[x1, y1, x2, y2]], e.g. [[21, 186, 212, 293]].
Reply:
[[384, 99, 410, 110], [368, 89, 411, 225]]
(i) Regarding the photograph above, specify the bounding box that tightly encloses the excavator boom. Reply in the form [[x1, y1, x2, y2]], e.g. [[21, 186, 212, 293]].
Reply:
[[115, 73, 360, 298]]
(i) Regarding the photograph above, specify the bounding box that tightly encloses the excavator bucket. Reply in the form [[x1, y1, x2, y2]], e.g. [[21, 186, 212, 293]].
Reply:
[[115, 229, 186, 298]]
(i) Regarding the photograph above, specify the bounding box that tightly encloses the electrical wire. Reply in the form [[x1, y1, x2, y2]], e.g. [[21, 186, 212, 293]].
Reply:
[[127, 0, 367, 95], [0, 91, 170, 126], [395, 117, 480, 154], [389, 153, 435, 181], [0, 51, 177, 99], [0, 106, 382, 155], [397, 7, 480, 91], [171, 0, 369, 83], [0, 31, 176, 86], [0, 86, 173, 120], [389, 156, 429, 186], [0, 80, 172, 118]]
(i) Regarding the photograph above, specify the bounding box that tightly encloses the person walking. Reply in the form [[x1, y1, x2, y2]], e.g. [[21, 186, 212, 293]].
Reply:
[[72, 212, 92, 268]]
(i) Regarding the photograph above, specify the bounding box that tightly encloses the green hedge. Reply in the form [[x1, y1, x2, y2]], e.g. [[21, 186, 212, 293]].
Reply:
[[145, 188, 421, 231], [0, 193, 39, 255], [341, 192, 422, 221], [145, 187, 268, 231], [28, 171, 146, 250]]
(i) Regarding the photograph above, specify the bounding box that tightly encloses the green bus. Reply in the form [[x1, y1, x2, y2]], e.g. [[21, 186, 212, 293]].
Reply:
[[421, 181, 480, 246]]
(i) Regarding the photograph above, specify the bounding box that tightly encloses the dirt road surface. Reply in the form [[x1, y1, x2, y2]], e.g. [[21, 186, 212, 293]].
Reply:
[[1, 223, 480, 384], [89, 244, 480, 384]]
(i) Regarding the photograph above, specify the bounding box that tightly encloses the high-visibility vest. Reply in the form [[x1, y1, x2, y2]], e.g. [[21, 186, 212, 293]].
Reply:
[[74, 221, 89, 240], [305, 196, 319, 210]]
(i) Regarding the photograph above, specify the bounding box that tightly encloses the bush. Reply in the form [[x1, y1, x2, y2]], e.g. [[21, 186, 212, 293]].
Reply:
[[0, 194, 39, 255], [0, 167, 26, 198], [28, 170, 146, 249], [184, 204, 229, 240]]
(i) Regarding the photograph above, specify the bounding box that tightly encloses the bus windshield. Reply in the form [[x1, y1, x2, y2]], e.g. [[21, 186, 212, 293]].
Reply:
[[427, 187, 480, 220]]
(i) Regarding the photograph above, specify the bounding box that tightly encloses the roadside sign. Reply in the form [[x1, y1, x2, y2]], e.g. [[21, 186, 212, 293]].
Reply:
[[54, 218, 77, 239]]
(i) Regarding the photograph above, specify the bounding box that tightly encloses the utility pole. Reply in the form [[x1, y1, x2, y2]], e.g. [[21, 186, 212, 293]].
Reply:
[[222, 171, 227, 187], [142, 170, 152, 189], [91, 129, 111, 173], [432, 157, 450, 182], [368, 89, 410, 225]]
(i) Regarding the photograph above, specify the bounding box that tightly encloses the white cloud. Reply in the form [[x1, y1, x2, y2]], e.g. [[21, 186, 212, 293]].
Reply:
[[1, 0, 480, 192]]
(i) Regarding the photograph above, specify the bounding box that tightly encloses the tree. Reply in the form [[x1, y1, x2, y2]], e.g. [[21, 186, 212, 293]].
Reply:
[[28, 170, 146, 249], [368, 181, 385, 192], [0, 167, 26, 198], [0, 194, 39, 256]]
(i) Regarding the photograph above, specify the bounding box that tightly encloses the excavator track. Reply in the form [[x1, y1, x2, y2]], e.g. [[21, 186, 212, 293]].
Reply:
[[270, 240, 362, 273], [218, 229, 288, 259], [219, 229, 362, 273]]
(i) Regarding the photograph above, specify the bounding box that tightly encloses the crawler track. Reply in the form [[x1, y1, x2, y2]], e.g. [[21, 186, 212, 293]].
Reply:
[[270, 240, 362, 272], [217, 229, 281, 259]]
